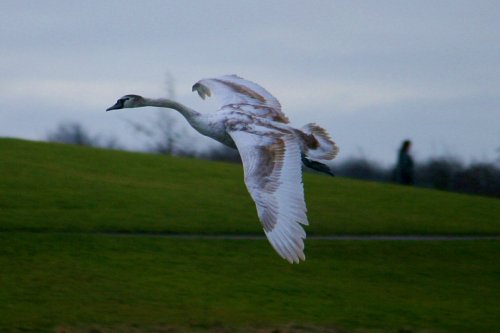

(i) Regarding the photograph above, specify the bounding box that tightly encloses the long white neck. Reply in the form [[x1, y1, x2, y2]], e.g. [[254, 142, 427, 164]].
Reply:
[[142, 97, 201, 122], [139, 97, 234, 148]]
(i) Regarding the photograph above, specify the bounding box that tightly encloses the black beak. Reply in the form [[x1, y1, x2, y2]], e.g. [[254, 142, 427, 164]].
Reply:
[[106, 100, 124, 112]]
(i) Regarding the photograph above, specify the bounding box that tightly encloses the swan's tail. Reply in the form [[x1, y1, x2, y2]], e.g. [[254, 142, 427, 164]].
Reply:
[[300, 123, 339, 161]]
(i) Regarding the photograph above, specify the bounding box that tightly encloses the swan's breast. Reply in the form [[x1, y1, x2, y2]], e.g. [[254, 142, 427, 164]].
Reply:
[[191, 114, 236, 148]]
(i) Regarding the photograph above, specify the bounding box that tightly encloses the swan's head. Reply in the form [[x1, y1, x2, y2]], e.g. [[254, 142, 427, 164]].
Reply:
[[106, 94, 145, 111]]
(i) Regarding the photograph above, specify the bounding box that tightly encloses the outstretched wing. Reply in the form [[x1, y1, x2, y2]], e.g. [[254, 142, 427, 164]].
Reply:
[[227, 124, 308, 263], [193, 75, 289, 123]]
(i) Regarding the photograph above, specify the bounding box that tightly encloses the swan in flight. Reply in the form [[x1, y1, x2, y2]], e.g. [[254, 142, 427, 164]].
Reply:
[[107, 75, 338, 263]]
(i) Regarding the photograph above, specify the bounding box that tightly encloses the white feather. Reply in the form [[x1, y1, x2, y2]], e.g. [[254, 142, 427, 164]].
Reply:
[[193, 75, 289, 123], [228, 125, 308, 263], [108, 75, 339, 263]]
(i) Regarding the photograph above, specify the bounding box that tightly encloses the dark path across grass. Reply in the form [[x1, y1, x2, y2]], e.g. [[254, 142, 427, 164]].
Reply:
[[0, 230, 500, 241], [3, 230, 499, 240], [37, 231, 500, 240], [104, 232, 500, 240]]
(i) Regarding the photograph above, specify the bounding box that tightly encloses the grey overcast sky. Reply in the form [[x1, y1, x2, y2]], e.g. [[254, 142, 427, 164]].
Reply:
[[1, 0, 499, 165]]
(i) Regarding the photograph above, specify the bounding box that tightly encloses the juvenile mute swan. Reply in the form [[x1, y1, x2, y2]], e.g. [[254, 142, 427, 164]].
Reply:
[[107, 75, 338, 263]]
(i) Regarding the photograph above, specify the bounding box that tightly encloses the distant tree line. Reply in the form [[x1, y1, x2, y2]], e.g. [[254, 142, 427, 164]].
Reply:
[[331, 156, 500, 198], [46, 122, 122, 150]]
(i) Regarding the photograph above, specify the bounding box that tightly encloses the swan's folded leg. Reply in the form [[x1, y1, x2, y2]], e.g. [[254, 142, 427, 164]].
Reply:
[[301, 155, 334, 176]]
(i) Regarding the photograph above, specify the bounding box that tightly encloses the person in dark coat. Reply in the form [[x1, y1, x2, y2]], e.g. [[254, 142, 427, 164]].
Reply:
[[396, 140, 414, 185]]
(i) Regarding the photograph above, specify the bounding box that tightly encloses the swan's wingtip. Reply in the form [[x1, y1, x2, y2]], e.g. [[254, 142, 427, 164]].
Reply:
[[192, 82, 211, 100]]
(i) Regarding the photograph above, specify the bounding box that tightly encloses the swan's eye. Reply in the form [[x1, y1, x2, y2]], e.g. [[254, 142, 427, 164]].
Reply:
[[115, 98, 128, 108]]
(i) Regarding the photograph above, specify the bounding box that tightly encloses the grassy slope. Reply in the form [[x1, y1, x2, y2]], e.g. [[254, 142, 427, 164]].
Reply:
[[1, 139, 499, 333], [0, 233, 499, 333], [1, 138, 499, 235]]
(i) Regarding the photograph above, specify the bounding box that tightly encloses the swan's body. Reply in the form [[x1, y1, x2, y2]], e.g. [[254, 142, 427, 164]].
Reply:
[[107, 75, 338, 263]]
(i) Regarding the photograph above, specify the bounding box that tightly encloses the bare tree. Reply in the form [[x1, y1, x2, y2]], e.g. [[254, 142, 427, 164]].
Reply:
[[126, 72, 196, 156], [47, 122, 122, 149], [453, 163, 500, 197], [331, 157, 390, 181], [47, 122, 96, 146], [416, 157, 463, 190]]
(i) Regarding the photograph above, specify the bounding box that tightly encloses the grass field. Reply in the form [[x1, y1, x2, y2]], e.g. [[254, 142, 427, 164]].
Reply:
[[1, 138, 499, 235], [1, 138, 499, 333], [0, 234, 499, 333]]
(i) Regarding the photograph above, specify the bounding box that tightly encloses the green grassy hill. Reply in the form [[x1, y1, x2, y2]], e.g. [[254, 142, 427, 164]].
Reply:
[[1, 138, 499, 333], [1, 138, 499, 235]]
